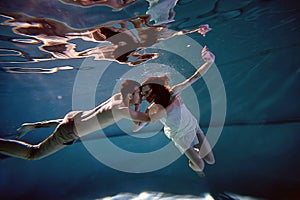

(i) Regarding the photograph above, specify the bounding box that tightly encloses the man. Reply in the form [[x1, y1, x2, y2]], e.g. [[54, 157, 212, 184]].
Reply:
[[0, 80, 151, 160]]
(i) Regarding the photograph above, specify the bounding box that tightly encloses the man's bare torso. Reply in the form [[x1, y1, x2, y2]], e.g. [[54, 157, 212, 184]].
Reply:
[[73, 93, 126, 137]]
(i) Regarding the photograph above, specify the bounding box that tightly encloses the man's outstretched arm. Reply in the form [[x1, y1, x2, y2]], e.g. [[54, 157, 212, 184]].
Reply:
[[132, 96, 183, 132]]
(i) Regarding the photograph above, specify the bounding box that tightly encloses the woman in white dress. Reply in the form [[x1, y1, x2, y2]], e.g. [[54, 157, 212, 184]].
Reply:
[[136, 46, 216, 173]]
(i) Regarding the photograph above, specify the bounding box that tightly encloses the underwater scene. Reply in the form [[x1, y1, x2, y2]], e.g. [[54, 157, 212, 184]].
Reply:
[[0, 0, 299, 199]]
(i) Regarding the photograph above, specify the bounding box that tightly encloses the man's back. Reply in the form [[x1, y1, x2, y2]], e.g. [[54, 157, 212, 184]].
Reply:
[[73, 93, 125, 137]]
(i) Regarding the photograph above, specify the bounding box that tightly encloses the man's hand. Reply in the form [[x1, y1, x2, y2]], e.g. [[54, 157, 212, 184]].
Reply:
[[202, 46, 215, 63], [132, 121, 147, 132]]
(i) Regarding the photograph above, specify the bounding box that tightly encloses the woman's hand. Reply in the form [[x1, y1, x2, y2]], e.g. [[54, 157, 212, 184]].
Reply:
[[202, 46, 215, 63]]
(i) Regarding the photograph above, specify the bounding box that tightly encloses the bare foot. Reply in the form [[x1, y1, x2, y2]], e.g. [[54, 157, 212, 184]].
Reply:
[[188, 161, 206, 177], [16, 123, 35, 139]]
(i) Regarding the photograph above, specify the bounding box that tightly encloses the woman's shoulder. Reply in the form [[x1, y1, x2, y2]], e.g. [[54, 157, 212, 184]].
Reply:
[[169, 90, 177, 100]]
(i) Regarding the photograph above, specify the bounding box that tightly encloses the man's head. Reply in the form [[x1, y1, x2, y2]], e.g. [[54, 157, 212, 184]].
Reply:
[[120, 80, 142, 105]]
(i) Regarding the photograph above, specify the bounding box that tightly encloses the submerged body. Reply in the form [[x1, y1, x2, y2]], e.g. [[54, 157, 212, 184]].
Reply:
[[0, 82, 150, 160]]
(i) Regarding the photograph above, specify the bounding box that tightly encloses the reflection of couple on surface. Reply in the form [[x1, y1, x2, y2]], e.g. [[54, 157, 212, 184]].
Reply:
[[1, 12, 160, 66], [60, 0, 138, 11], [0, 47, 215, 173], [1, 11, 211, 66]]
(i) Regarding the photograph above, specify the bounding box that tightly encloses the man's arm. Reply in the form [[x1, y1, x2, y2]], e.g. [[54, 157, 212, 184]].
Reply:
[[148, 95, 183, 122], [171, 46, 215, 95], [132, 104, 143, 125], [132, 105, 150, 132], [132, 95, 183, 132], [119, 107, 151, 123]]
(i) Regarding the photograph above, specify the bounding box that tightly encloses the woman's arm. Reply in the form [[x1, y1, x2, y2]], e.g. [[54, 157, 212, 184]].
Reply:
[[171, 46, 215, 95]]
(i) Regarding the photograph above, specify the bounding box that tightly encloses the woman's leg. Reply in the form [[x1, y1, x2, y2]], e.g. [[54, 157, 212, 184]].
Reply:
[[184, 147, 205, 172], [195, 128, 215, 165]]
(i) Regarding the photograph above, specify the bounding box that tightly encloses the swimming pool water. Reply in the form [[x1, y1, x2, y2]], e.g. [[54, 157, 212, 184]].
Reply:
[[0, 0, 299, 199]]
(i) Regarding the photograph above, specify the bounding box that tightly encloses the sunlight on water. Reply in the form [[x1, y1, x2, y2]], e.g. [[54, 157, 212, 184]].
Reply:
[[100, 191, 214, 200], [98, 191, 263, 200]]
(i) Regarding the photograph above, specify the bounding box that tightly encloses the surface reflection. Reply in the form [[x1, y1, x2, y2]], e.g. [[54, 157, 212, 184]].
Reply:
[[1, 66, 73, 74], [0, 12, 210, 66], [59, 0, 138, 11]]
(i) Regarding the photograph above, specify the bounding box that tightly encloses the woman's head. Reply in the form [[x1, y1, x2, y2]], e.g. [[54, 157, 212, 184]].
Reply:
[[140, 76, 171, 108], [141, 75, 170, 88]]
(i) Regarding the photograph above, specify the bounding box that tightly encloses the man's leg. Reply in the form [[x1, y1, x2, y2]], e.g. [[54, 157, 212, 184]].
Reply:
[[0, 133, 64, 160], [0, 120, 76, 160]]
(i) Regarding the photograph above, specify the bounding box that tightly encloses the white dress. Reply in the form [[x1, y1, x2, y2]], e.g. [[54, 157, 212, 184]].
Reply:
[[160, 102, 201, 153]]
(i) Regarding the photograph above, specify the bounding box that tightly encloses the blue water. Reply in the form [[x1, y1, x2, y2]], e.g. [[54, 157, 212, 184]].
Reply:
[[0, 0, 300, 199]]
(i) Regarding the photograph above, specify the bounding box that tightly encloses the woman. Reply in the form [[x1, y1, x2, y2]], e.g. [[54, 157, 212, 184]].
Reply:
[[137, 46, 216, 173]]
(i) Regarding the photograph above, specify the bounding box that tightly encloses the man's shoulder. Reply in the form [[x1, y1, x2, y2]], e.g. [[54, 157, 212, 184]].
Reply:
[[112, 93, 122, 100]]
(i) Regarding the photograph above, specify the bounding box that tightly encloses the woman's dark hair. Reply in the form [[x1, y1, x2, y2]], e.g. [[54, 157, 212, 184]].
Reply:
[[141, 76, 171, 108], [145, 83, 171, 108]]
